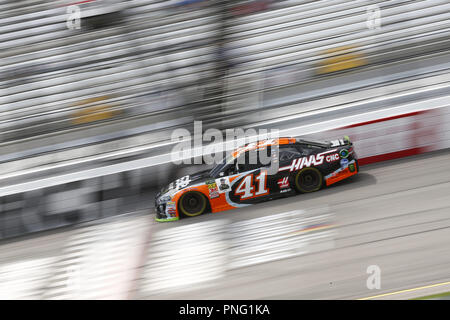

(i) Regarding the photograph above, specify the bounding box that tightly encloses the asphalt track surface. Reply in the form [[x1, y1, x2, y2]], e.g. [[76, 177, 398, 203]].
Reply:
[[1, 150, 450, 299]]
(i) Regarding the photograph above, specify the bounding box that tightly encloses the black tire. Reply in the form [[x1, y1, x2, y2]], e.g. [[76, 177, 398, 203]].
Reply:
[[294, 167, 323, 193], [178, 191, 208, 218]]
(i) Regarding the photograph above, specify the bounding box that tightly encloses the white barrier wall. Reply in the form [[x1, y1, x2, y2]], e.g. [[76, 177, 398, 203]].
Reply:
[[310, 106, 450, 165]]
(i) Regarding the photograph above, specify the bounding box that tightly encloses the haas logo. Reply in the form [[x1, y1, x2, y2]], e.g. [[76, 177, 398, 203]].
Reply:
[[277, 177, 290, 189], [279, 149, 338, 172]]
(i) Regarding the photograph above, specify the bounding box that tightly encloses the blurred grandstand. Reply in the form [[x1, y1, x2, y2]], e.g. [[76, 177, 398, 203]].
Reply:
[[1, 0, 448, 141]]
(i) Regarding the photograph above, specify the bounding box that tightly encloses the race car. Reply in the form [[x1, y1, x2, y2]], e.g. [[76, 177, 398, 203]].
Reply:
[[155, 136, 359, 222]]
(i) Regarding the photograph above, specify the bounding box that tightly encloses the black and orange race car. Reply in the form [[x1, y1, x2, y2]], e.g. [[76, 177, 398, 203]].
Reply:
[[155, 137, 358, 222]]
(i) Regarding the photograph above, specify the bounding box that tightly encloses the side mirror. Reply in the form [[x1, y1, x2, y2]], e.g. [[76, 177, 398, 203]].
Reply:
[[219, 172, 224, 177]]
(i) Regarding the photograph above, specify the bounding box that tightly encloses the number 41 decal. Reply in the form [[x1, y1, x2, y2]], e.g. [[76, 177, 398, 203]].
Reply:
[[235, 171, 269, 200]]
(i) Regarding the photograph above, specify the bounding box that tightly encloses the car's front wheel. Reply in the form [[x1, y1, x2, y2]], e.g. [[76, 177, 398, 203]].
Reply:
[[178, 191, 208, 218], [294, 167, 323, 193]]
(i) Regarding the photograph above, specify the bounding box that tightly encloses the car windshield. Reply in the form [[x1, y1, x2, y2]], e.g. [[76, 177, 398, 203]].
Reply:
[[209, 153, 235, 178]]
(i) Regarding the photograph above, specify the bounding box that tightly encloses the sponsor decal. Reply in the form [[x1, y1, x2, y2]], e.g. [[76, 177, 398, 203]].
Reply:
[[326, 153, 340, 162], [277, 177, 290, 189], [207, 181, 220, 199], [339, 149, 349, 158], [166, 201, 177, 217], [280, 188, 291, 194], [349, 163, 356, 172], [340, 158, 349, 167], [209, 190, 220, 199], [166, 211, 177, 218], [330, 139, 346, 147], [215, 177, 231, 193], [169, 212, 177, 218], [278, 149, 337, 172], [175, 175, 191, 189]]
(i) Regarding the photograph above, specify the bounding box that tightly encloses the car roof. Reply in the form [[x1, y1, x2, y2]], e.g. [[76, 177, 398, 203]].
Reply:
[[231, 137, 296, 158]]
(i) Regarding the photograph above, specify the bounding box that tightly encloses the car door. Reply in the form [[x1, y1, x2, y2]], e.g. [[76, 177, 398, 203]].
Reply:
[[275, 145, 306, 194], [228, 149, 272, 204]]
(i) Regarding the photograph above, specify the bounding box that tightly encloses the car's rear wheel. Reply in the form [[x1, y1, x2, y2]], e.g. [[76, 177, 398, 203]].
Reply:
[[294, 167, 323, 193], [178, 191, 207, 218]]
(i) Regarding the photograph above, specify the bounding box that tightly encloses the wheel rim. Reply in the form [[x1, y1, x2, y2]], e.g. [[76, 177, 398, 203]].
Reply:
[[295, 168, 322, 192], [179, 192, 206, 217]]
